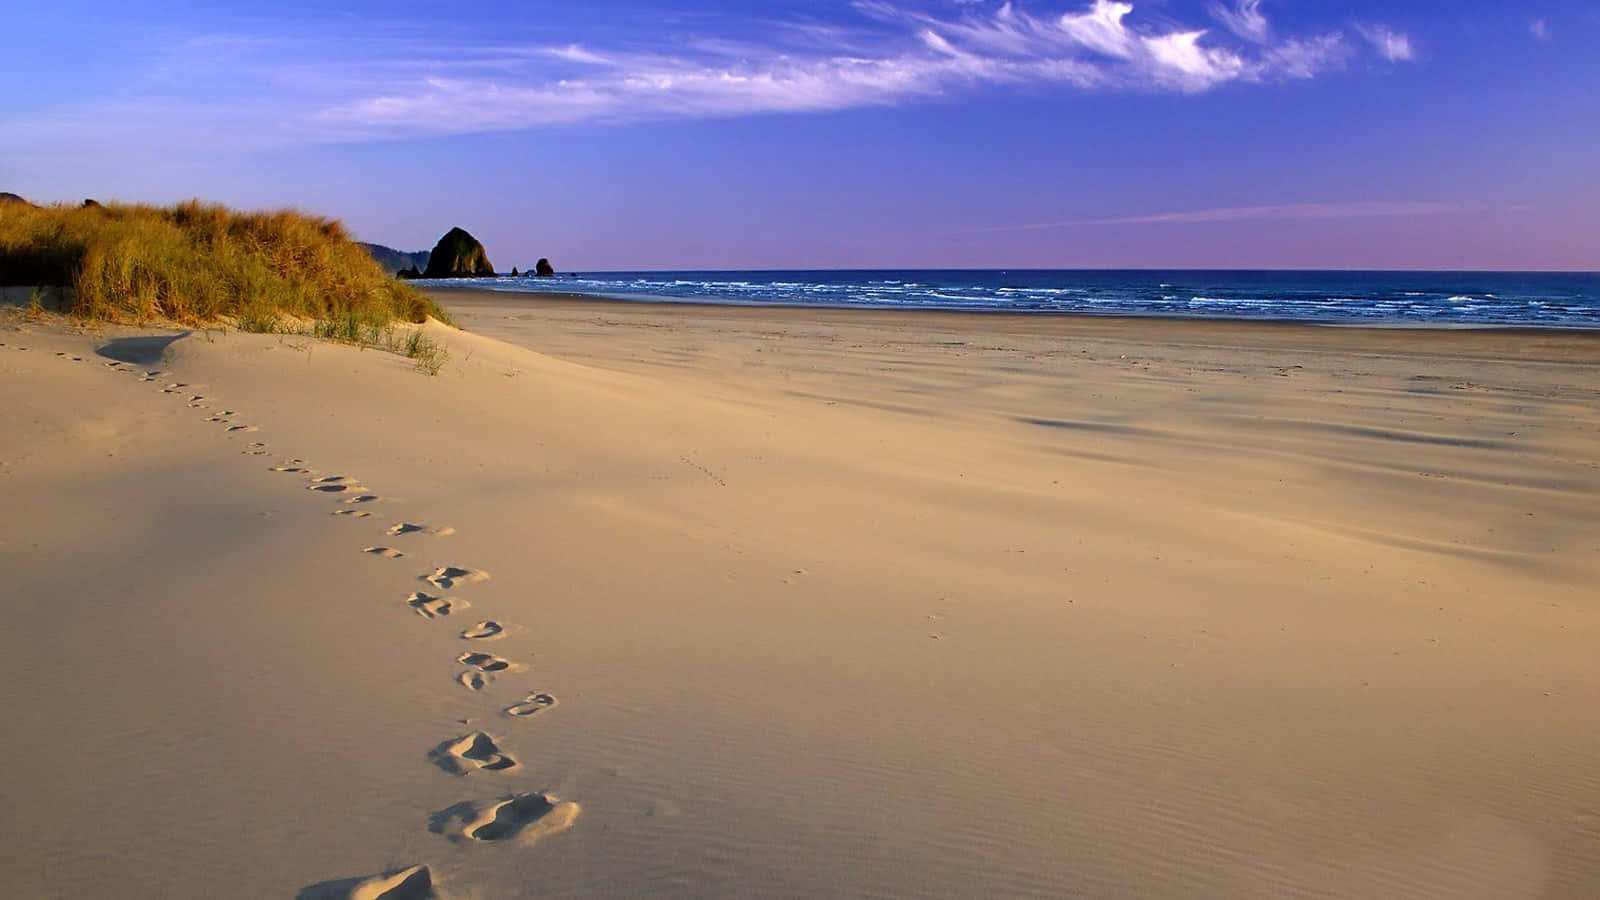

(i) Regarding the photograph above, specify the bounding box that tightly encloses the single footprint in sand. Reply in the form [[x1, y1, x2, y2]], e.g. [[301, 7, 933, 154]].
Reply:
[[456, 794, 580, 844], [429, 731, 518, 775], [364, 547, 406, 559], [309, 481, 364, 494], [226, 424, 260, 433], [457, 671, 493, 691], [460, 621, 504, 641], [297, 864, 434, 900], [343, 494, 381, 505], [458, 651, 518, 673], [205, 412, 233, 422], [242, 441, 269, 456], [386, 522, 457, 537], [407, 592, 467, 619], [270, 463, 310, 474], [423, 567, 489, 590], [504, 693, 558, 719], [333, 509, 373, 519]]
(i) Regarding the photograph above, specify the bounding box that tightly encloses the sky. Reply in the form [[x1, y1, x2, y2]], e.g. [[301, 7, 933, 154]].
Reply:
[[2, 1, 1596, 270]]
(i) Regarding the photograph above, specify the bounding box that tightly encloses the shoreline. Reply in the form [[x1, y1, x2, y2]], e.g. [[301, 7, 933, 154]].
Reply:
[[421, 284, 1600, 337], [426, 287, 1600, 366]]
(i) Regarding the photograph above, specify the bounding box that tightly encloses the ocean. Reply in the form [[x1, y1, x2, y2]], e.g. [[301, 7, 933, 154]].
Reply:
[[423, 269, 1600, 328]]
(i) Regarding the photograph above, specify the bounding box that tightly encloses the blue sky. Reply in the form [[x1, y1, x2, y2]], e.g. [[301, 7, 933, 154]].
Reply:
[[2, 1, 1596, 269]]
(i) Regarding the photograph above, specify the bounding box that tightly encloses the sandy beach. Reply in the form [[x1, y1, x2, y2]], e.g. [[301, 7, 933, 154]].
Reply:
[[3, 291, 1598, 898]]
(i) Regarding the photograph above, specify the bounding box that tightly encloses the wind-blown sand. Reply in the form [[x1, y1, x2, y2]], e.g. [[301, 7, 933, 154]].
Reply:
[[2, 291, 1598, 898]]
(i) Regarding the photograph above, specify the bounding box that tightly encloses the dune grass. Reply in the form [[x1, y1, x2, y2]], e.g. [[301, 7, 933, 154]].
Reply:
[[0, 199, 450, 329], [309, 311, 450, 375]]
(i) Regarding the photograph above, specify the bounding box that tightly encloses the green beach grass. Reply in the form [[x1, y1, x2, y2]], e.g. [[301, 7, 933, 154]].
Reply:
[[0, 198, 452, 371]]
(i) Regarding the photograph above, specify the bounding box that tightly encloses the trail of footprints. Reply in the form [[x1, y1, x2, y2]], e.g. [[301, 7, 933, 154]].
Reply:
[[55, 344, 577, 892]]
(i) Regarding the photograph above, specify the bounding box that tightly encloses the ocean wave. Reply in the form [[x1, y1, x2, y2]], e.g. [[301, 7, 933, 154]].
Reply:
[[474, 271, 1599, 327]]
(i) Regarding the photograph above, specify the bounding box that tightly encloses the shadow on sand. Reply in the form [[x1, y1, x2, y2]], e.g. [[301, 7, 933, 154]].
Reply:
[[296, 863, 434, 899], [95, 333, 188, 366]]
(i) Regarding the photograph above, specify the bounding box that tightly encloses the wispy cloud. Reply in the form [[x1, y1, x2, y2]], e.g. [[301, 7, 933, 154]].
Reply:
[[1356, 23, 1415, 62], [312, 1, 1411, 138], [0, 1, 1419, 147], [1529, 19, 1551, 41], [966, 201, 1461, 233], [1210, 0, 1269, 43]]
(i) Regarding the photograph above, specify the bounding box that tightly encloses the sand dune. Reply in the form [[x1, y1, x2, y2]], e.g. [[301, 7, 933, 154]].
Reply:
[[2, 296, 1598, 897]]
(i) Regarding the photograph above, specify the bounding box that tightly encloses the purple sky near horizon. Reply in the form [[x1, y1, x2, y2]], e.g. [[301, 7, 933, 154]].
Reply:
[[1, 1, 1596, 270]]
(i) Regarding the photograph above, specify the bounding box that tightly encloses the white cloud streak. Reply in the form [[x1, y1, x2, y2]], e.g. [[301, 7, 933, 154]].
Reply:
[[967, 201, 1462, 232], [313, 1, 1401, 137], [0, 1, 1418, 148], [1357, 23, 1415, 62], [1210, 0, 1269, 43]]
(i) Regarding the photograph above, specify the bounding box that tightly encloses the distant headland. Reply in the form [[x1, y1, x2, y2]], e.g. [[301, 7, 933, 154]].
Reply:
[[369, 226, 559, 280]]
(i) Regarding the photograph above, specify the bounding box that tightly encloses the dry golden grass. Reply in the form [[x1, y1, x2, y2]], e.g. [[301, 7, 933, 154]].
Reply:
[[0, 199, 448, 327]]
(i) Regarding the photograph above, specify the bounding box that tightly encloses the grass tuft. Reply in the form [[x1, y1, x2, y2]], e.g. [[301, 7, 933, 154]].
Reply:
[[400, 329, 448, 375]]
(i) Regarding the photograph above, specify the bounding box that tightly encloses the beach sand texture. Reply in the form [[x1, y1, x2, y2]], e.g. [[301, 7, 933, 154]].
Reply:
[[1, 293, 1598, 898]]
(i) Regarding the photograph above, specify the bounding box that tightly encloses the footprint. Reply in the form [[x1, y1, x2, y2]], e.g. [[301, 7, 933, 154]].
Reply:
[[333, 509, 373, 519], [343, 494, 381, 505], [205, 412, 233, 422], [460, 621, 504, 641], [364, 547, 406, 559], [407, 592, 467, 619], [309, 482, 364, 494], [457, 671, 493, 691], [456, 794, 580, 844], [386, 523, 457, 537], [188, 394, 204, 402], [226, 424, 259, 433], [504, 693, 558, 719], [429, 731, 518, 775], [270, 463, 310, 474], [297, 864, 434, 900], [458, 651, 517, 673], [310, 476, 352, 484], [423, 567, 489, 590], [242, 441, 269, 456]]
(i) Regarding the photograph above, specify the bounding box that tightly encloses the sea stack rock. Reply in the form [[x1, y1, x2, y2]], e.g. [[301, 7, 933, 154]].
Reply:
[[535, 258, 555, 277], [423, 227, 495, 278]]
